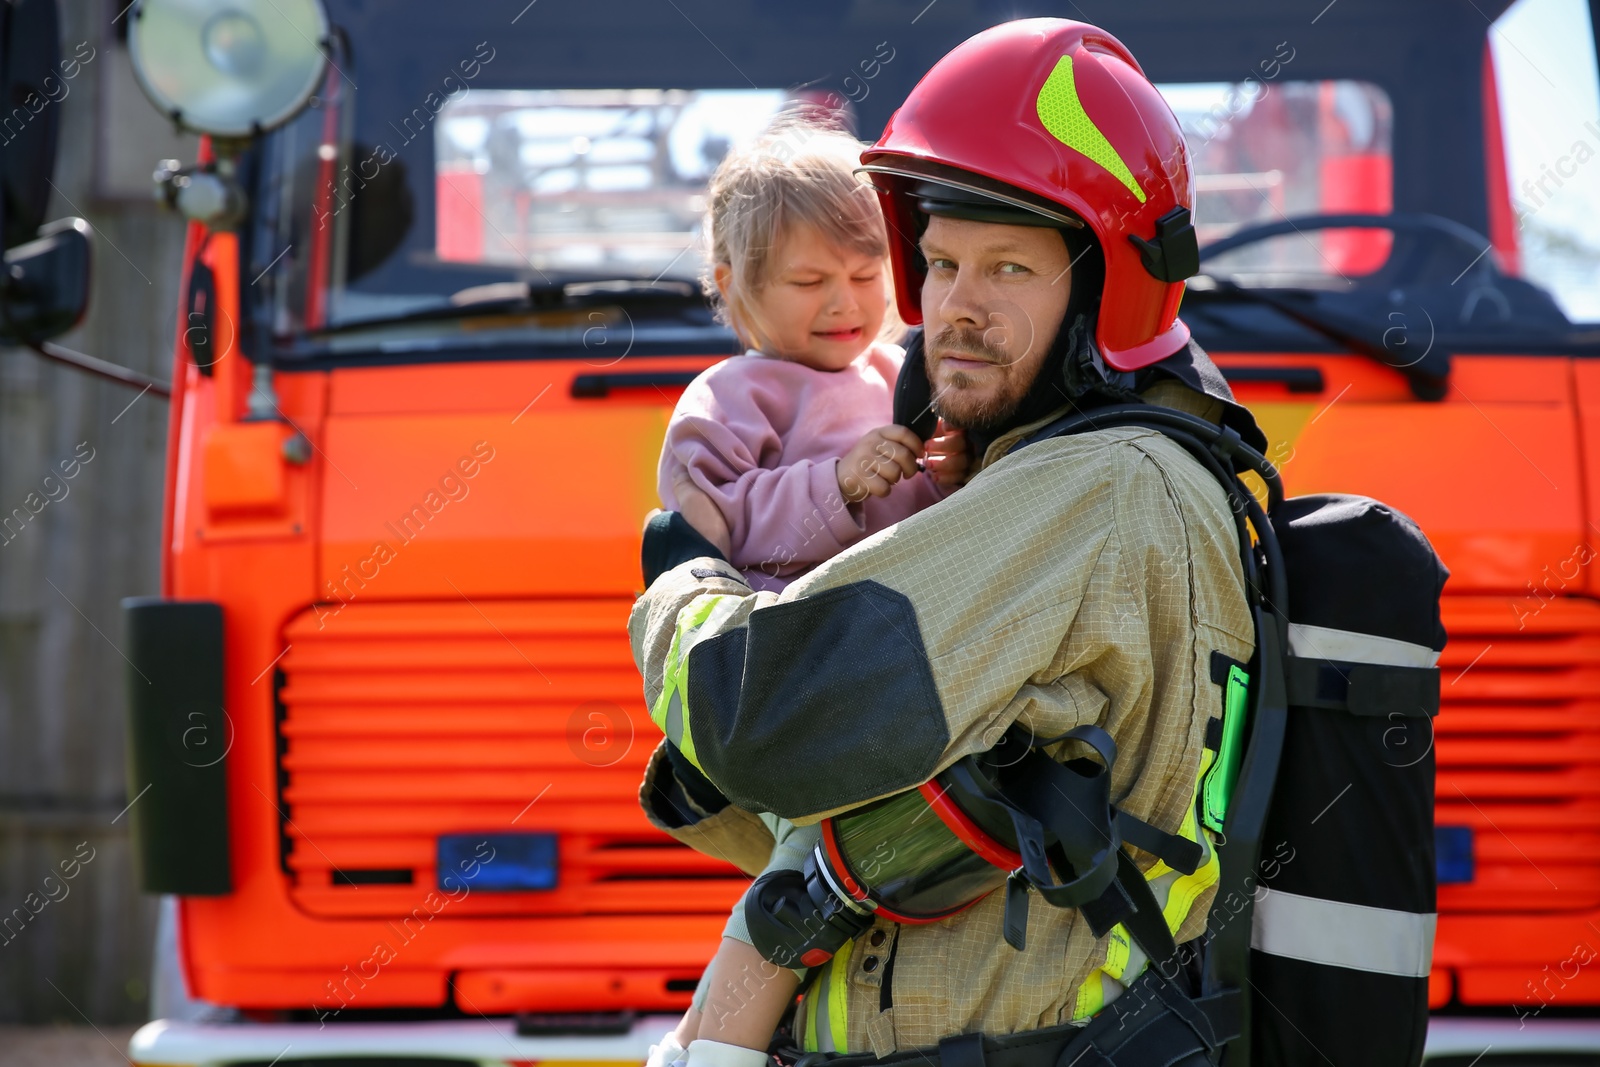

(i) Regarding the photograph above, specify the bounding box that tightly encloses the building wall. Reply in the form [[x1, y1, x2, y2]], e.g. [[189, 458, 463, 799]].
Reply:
[[0, 0, 194, 1024]]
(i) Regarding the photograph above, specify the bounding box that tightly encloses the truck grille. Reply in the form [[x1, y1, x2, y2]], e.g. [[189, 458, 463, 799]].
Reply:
[[273, 595, 1600, 919], [275, 599, 745, 918], [1437, 596, 1600, 913]]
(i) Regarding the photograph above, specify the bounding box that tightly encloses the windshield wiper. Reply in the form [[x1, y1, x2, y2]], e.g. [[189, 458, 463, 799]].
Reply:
[[1185, 279, 1452, 401], [311, 277, 704, 336]]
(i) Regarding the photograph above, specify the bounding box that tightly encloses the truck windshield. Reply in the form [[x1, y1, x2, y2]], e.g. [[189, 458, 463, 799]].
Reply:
[[247, 59, 809, 354], [248, 6, 1597, 360], [434, 89, 788, 280], [1157, 0, 1600, 354], [1157, 78, 1397, 281]]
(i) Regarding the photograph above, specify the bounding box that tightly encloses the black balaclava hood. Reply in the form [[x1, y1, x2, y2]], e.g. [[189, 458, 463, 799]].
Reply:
[[900, 181, 1266, 456]]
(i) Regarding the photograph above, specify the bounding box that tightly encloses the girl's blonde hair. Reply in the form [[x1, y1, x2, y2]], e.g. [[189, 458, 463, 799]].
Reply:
[[702, 119, 895, 350]]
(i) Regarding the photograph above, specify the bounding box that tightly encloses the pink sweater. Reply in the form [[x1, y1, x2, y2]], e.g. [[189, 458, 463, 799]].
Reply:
[[658, 343, 945, 592]]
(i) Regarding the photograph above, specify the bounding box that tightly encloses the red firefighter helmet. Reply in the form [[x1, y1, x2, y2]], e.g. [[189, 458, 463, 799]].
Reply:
[[862, 18, 1198, 372]]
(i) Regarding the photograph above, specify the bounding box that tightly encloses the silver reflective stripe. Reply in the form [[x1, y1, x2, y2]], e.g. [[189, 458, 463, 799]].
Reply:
[[664, 689, 686, 750], [1287, 623, 1440, 668], [1251, 889, 1436, 977], [814, 845, 873, 917]]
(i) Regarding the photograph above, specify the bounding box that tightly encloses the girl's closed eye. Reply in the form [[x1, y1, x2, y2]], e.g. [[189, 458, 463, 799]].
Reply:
[[703, 129, 889, 370]]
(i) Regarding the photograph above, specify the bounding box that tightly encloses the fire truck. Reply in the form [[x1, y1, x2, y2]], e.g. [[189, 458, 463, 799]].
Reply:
[[106, 0, 1600, 1063]]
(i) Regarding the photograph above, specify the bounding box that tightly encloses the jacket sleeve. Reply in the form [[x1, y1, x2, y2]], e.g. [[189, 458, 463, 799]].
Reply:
[[630, 430, 1178, 824]]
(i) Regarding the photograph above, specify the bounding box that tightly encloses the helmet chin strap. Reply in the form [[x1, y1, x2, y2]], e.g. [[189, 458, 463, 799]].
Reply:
[[1057, 314, 1144, 406]]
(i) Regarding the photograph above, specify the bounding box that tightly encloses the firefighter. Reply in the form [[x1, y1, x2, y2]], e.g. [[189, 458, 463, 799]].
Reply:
[[631, 18, 1268, 1066]]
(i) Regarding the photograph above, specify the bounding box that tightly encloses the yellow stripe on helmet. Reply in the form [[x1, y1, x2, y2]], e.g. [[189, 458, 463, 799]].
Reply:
[[1036, 54, 1147, 204]]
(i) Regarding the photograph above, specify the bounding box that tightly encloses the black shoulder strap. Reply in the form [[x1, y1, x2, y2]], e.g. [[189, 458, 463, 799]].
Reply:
[[1022, 403, 1294, 1067], [1285, 658, 1440, 717]]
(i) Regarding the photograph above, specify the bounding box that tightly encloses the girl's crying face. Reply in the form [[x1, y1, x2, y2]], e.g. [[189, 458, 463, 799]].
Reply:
[[718, 223, 888, 372]]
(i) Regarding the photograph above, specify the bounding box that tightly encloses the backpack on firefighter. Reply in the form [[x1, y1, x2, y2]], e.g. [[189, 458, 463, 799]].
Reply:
[[1016, 401, 1447, 1067]]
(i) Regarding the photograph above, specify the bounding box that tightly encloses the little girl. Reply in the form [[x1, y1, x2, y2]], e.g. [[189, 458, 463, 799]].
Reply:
[[648, 124, 966, 1067], [659, 124, 966, 593]]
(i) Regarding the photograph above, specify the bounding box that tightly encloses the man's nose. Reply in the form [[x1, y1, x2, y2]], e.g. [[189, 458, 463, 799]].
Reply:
[[933, 267, 985, 329]]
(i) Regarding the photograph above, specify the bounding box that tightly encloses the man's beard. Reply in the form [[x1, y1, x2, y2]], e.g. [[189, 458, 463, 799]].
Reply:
[[926, 325, 1049, 434]]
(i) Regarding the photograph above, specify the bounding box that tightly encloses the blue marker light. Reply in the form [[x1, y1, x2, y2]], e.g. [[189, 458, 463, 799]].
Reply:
[[1436, 825, 1474, 885], [438, 832, 558, 892]]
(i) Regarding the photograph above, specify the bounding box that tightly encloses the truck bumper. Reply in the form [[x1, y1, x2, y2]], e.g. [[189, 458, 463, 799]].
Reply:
[[1425, 1018, 1600, 1060], [131, 1013, 1600, 1065], [129, 1014, 680, 1067]]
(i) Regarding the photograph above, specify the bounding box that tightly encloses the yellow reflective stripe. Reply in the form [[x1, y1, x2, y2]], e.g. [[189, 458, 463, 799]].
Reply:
[[649, 594, 742, 772], [1035, 54, 1147, 203], [1072, 769, 1221, 1021], [666, 690, 695, 769], [799, 936, 856, 1054], [1135, 805, 1219, 947], [1157, 807, 1220, 937], [827, 937, 853, 1053], [1073, 973, 1094, 1021], [1074, 924, 1130, 1019], [648, 629, 688, 733], [802, 976, 820, 1053]]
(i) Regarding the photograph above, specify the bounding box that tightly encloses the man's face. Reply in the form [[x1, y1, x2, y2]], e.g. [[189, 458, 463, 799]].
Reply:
[[918, 216, 1073, 433]]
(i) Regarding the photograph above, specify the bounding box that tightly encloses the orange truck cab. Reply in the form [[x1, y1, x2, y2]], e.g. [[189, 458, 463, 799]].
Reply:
[[121, 0, 1600, 1063]]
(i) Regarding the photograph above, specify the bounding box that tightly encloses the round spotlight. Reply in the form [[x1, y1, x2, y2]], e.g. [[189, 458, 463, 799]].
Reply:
[[128, 0, 331, 139]]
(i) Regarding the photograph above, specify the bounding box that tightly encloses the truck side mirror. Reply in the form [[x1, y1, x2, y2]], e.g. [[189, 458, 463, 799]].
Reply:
[[0, 217, 90, 344]]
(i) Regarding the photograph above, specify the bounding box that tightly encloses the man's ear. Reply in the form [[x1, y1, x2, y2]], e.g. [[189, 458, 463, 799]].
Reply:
[[893, 328, 939, 441]]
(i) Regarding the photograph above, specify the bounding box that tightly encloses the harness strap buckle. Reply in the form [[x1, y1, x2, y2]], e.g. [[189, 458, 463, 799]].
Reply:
[[937, 1032, 987, 1067]]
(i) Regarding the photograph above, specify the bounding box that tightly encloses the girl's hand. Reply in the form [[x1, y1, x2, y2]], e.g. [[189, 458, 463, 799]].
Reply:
[[922, 418, 969, 488], [838, 424, 923, 502], [670, 467, 734, 557]]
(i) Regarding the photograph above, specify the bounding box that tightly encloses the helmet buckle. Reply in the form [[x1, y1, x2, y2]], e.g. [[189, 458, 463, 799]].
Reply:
[[1129, 206, 1200, 283]]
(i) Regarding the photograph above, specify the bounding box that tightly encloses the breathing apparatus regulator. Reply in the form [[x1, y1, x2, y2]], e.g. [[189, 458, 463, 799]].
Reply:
[[744, 724, 1203, 968]]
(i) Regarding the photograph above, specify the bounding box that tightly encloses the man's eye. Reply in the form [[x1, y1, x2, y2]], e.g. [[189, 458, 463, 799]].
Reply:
[[999, 262, 1030, 274], [927, 257, 954, 270]]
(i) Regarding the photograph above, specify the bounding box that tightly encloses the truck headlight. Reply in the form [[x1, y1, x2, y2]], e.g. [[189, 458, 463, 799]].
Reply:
[[128, 0, 330, 139]]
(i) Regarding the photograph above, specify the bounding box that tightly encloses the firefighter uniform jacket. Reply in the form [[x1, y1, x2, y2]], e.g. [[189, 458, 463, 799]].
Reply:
[[630, 381, 1254, 1056]]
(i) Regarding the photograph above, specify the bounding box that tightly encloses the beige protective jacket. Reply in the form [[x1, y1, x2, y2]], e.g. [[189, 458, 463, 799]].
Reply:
[[630, 384, 1254, 1056]]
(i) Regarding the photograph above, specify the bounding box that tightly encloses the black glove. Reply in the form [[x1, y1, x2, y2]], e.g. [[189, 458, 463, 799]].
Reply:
[[665, 740, 730, 816], [641, 510, 729, 586], [644, 740, 732, 827]]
